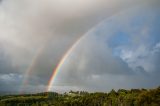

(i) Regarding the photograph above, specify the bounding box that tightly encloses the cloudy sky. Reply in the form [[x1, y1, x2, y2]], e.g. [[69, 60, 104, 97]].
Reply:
[[0, 0, 160, 93]]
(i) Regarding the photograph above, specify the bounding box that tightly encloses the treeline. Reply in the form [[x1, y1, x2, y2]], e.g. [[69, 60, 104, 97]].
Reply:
[[0, 87, 160, 106]]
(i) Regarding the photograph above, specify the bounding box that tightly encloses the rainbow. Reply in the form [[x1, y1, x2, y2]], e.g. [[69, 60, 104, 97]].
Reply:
[[20, 46, 45, 93], [17, 2, 138, 93], [47, 36, 84, 91], [20, 17, 107, 93], [46, 18, 106, 91], [19, 36, 84, 93], [21, 15, 110, 93]]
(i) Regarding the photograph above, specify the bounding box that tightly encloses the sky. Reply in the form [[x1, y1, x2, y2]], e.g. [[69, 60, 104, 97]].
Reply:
[[0, 0, 160, 93]]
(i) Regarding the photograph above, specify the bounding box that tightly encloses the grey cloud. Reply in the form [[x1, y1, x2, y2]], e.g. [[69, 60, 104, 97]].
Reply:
[[0, 45, 17, 74], [0, 73, 23, 93], [18, 0, 146, 86], [50, 2, 160, 92], [0, 0, 159, 92], [53, 33, 134, 88]]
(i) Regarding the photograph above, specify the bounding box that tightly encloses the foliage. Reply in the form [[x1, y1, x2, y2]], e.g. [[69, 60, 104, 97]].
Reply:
[[0, 87, 160, 106]]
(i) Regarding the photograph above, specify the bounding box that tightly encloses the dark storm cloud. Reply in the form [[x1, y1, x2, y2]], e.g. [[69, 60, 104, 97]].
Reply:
[[0, 73, 22, 93]]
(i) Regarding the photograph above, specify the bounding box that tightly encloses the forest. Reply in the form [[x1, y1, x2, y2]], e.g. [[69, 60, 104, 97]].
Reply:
[[0, 86, 160, 106]]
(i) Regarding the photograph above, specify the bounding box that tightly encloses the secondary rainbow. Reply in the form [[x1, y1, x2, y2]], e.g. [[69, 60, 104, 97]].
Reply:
[[20, 46, 45, 93]]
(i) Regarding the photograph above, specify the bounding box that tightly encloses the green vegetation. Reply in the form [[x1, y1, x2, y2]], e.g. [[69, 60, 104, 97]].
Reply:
[[0, 87, 160, 106]]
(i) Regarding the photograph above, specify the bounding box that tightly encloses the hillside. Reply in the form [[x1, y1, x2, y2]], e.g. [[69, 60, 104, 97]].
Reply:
[[0, 87, 160, 106]]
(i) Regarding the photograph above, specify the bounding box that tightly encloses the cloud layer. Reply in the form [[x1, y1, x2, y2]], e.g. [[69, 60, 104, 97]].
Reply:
[[0, 0, 159, 93], [52, 2, 160, 92]]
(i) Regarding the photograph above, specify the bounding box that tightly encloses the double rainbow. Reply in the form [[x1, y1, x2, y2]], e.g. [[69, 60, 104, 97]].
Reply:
[[20, 35, 85, 93]]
